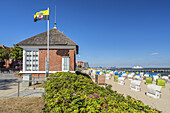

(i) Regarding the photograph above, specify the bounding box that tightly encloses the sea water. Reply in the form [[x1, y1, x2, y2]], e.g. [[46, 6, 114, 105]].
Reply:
[[110, 68, 170, 76]]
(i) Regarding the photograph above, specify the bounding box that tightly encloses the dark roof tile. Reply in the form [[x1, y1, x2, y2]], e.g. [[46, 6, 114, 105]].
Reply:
[[17, 28, 78, 46]]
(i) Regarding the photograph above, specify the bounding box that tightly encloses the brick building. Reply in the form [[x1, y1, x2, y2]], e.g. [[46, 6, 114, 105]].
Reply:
[[76, 61, 89, 68], [17, 28, 78, 77], [76, 61, 84, 67]]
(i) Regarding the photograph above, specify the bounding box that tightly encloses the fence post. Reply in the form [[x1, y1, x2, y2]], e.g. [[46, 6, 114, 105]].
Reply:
[[18, 81, 20, 97], [33, 77, 35, 90]]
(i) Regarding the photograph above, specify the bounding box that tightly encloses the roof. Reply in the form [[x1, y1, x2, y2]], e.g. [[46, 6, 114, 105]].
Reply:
[[0, 45, 10, 50], [17, 28, 78, 46], [17, 28, 78, 54], [77, 61, 83, 63]]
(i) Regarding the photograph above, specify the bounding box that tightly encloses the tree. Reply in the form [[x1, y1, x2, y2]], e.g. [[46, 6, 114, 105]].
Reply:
[[0, 47, 10, 67], [78, 65, 82, 68], [10, 44, 23, 62], [0, 47, 10, 61]]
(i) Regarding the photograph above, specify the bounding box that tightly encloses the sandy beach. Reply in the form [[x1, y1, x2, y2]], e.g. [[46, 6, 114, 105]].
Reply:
[[105, 78, 170, 113]]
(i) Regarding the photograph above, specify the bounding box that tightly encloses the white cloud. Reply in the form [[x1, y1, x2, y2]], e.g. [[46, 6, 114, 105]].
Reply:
[[151, 53, 159, 55]]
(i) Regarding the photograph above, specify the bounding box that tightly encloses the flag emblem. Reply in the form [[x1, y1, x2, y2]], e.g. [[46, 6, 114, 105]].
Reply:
[[34, 9, 49, 22]]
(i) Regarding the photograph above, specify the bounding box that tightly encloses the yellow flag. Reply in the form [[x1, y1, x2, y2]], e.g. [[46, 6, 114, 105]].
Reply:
[[34, 9, 49, 22]]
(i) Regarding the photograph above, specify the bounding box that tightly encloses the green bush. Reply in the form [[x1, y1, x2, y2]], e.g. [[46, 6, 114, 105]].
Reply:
[[43, 72, 161, 113], [17, 73, 22, 76]]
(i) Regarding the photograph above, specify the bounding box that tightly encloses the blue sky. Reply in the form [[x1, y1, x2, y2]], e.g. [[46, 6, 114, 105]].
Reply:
[[0, 0, 170, 67]]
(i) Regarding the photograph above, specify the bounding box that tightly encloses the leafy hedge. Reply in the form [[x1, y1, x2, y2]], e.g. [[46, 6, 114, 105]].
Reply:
[[43, 72, 161, 113]]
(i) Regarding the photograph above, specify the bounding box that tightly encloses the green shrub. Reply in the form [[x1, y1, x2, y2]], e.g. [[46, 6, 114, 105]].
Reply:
[[17, 73, 22, 76], [43, 72, 161, 113], [76, 67, 82, 72]]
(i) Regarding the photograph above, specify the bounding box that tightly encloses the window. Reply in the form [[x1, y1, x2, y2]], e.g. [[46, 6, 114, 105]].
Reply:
[[62, 57, 69, 71], [26, 50, 38, 71]]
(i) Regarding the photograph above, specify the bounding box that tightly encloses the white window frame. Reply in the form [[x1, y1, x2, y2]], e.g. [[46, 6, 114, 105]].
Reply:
[[62, 56, 69, 72], [23, 49, 39, 72]]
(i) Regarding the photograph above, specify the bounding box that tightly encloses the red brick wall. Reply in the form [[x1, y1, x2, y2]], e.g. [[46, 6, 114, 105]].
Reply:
[[39, 49, 75, 71], [32, 73, 45, 78], [15, 73, 46, 78], [69, 49, 75, 71]]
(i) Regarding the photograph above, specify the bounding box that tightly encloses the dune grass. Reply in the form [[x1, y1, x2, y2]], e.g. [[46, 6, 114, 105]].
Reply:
[[0, 97, 44, 113]]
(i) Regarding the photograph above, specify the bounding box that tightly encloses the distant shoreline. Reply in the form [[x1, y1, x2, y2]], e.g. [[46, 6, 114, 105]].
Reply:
[[92, 67, 170, 76]]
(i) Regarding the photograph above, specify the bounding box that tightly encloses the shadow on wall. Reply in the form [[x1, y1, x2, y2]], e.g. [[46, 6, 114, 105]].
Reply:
[[56, 50, 69, 56]]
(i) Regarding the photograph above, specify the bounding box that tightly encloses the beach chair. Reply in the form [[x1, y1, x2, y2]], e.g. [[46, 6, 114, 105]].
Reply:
[[89, 70, 93, 75], [122, 72, 127, 79], [156, 79, 165, 88], [128, 73, 133, 80], [131, 72, 135, 75], [131, 72, 135, 77], [118, 77, 125, 85], [114, 75, 118, 82], [150, 73, 156, 80], [119, 73, 122, 77], [87, 70, 90, 75], [95, 75, 106, 85], [146, 84, 162, 99], [140, 72, 144, 78], [162, 76, 169, 83], [145, 77, 152, 85], [134, 75, 141, 80], [144, 73, 150, 79], [130, 80, 141, 92], [91, 71, 96, 80], [109, 71, 114, 78], [99, 72, 103, 75], [114, 71, 118, 75], [106, 73, 111, 79], [102, 70, 106, 74], [110, 71, 114, 74], [96, 71, 100, 75], [136, 72, 139, 75], [153, 76, 159, 82]]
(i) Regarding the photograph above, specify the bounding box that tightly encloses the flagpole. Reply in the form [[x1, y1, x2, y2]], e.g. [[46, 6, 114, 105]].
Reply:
[[46, 8, 50, 77]]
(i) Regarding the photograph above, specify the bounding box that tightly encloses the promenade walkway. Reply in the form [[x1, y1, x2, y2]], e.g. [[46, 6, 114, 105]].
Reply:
[[0, 73, 44, 99], [0, 73, 22, 98]]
